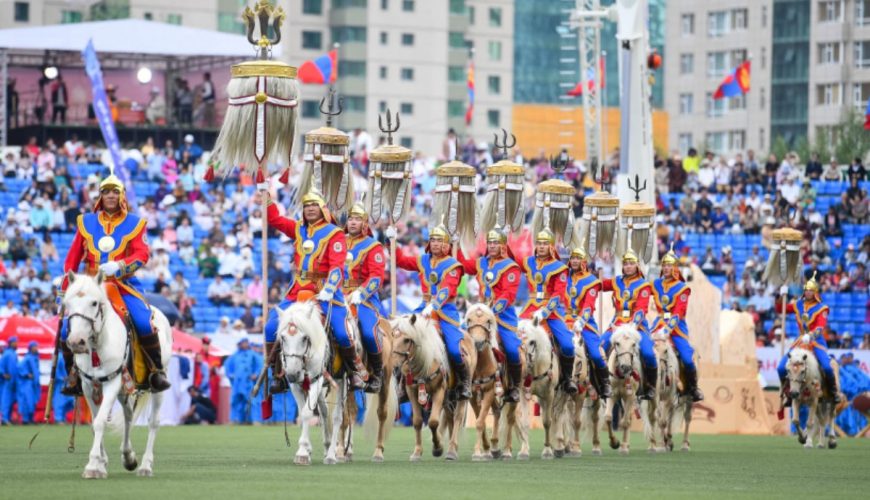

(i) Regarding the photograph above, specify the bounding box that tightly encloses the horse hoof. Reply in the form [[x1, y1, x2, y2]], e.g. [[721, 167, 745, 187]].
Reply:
[[517, 452, 529, 461], [294, 455, 311, 466], [591, 448, 603, 456], [123, 458, 138, 472], [553, 448, 565, 459], [828, 440, 837, 450], [541, 449, 554, 460], [668, 442, 674, 452], [618, 448, 630, 456], [647, 447, 657, 454], [83, 469, 107, 480], [432, 447, 444, 458], [680, 444, 690, 452], [803, 442, 813, 450], [797, 435, 807, 445], [371, 454, 384, 463], [445, 451, 458, 461], [609, 441, 620, 450], [409, 453, 422, 463], [491, 449, 503, 460], [323, 456, 338, 465], [471, 453, 483, 462], [136, 468, 153, 478]]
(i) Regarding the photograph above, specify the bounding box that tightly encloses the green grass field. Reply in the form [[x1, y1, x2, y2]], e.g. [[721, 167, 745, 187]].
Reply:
[[3, 425, 867, 499]]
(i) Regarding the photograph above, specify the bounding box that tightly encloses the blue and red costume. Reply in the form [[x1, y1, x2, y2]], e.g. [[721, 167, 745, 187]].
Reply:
[[345, 232, 387, 356], [650, 277, 695, 370], [517, 254, 573, 358], [600, 275, 657, 370], [776, 298, 835, 384], [566, 270, 606, 371]]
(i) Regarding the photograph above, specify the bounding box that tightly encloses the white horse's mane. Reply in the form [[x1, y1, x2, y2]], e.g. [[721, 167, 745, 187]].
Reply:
[[465, 303, 500, 349], [395, 315, 448, 374], [519, 319, 552, 370], [612, 324, 642, 345], [280, 301, 328, 354]]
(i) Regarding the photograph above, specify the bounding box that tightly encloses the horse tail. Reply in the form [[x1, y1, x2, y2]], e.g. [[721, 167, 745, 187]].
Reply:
[[640, 399, 655, 443], [362, 376, 398, 443], [132, 391, 152, 423]]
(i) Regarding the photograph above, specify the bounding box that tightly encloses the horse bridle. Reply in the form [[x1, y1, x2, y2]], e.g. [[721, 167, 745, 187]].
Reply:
[[66, 302, 106, 347], [525, 344, 554, 383], [613, 350, 635, 379], [67, 302, 129, 384]]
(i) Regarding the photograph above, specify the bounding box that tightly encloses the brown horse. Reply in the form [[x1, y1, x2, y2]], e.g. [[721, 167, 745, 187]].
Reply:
[[391, 314, 476, 461], [336, 316, 397, 463]]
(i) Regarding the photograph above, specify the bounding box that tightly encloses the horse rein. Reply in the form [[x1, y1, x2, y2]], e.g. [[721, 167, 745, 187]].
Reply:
[[613, 350, 635, 380], [67, 303, 131, 384], [526, 348, 554, 383]]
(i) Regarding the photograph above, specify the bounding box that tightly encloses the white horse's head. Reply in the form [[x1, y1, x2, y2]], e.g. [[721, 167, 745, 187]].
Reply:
[[464, 303, 498, 353], [63, 271, 109, 353], [786, 347, 820, 400], [610, 324, 641, 378], [519, 318, 551, 370], [390, 314, 447, 375], [276, 301, 327, 384]]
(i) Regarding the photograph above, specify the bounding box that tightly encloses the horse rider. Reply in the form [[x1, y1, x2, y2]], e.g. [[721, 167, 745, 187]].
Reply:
[[600, 249, 658, 400], [58, 172, 170, 395], [343, 202, 387, 393], [457, 227, 523, 403], [775, 273, 840, 403], [650, 246, 704, 402], [388, 220, 472, 400], [263, 188, 367, 393], [509, 228, 577, 395], [565, 245, 611, 399]]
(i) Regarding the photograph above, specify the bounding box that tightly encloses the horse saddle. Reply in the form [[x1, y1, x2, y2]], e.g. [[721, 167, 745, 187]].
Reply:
[[103, 282, 150, 389]]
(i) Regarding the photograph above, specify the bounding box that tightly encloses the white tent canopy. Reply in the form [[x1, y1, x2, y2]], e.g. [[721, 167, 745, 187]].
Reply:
[[0, 18, 281, 58]]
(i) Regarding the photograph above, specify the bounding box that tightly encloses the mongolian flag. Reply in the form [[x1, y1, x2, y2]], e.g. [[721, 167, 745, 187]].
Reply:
[[465, 58, 475, 125], [298, 49, 337, 84], [567, 56, 606, 97], [713, 60, 750, 100], [864, 96, 870, 130]]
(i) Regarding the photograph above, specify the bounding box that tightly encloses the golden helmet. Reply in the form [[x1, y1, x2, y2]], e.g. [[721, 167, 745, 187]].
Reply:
[[348, 202, 368, 220], [486, 227, 507, 244], [570, 246, 588, 260], [430, 222, 450, 241], [622, 249, 639, 263], [301, 189, 327, 209], [804, 271, 820, 292], [99, 173, 125, 193], [661, 242, 679, 265], [535, 228, 555, 245]]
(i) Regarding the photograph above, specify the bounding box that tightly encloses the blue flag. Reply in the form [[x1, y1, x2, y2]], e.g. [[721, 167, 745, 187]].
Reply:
[[81, 39, 136, 206]]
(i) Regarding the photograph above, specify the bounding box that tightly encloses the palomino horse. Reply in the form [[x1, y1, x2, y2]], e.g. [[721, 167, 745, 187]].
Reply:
[[63, 272, 171, 479], [606, 324, 643, 455], [786, 346, 840, 449], [519, 318, 564, 460], [336, 314, 398, 463], [643, 331, 679, 453], [559, 325, 600, 457], [275, 300, 346, 465], [465, 303, 525, 461]]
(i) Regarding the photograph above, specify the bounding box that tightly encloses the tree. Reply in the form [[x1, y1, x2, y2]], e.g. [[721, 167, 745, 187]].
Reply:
[[832, 108, 870, 165]]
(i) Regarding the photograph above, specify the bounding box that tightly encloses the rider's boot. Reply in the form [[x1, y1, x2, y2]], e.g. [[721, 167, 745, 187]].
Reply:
[[823, 374, 841, 404], [595, 365, 613, 399], [684, 366, 704, 402], [779, 375, 792, 406], [504, 362, 523, 403], [140, 334, 170, 392], [558, 355, 578, 395], [266, 341, 288, 394], [338, 345, 368, 390], [60, 341, 83, 396], [364, 354, 384, 394], [639, 364, 657, 401], [450, 359, 472, 401]]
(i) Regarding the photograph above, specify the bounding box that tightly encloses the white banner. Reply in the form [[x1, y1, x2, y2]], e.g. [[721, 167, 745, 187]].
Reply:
[[756, 347, 870, 387]]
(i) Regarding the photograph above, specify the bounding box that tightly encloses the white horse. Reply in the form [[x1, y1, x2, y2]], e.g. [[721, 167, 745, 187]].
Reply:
[[275, 300, 348, 465], [605, 324, 643, 455], [519, 318, 563, 460], [560, 328, 602, 457], [786, 347, 839, 449], [643, 331, 679, 453], [63, 271, 171, 479]]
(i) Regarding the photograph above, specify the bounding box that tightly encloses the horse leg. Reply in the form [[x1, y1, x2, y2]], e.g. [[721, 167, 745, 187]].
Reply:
[[605, 395, 618, 450], [619, 398, 632, 455], [591, 401, 603, 456], [470, 395, 484, 460], [120, 395, 138, 472], [804, 399, 818, 449], [568, 396, 582, 457], [429, 388, 445, 458], [477, 390, 495, 460], [540, 391, 555, 459], [83, 379, 120, 479], [445, 397, 465, 461], [490, 398, 502, 459], [137, 391, 163, 477], [516, 396, 531, 461], [681, 398, 692, 452], [324, 382, 344, 465], [792, 399, 806, 445], [372, 383, 389, 463], [292, 385, 313, 465]]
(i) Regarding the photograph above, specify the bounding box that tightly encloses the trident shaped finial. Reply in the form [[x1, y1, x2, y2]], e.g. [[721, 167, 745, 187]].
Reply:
[[243, 0, 285, 60], [319, 87, 343, 127], [378, 109, 401, 146], [550, 150, 571, 178], [493, 129, 516, 159], [627, 174, 647, 202]]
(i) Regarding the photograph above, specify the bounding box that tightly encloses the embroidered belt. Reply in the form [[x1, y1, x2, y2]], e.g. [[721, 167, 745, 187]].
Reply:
[[423, 294, 454, 303], [342, 279, 364, 293]]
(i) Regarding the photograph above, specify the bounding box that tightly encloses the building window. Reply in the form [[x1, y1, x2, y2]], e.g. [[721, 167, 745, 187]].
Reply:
[[400, 67, 414, 80], [728, 94, 746, 110], [332, 26, 367, 43], [761, 47, 766, 69], [402, 0, 414, 12], [380, 31, 388, 45], [856, 41, 870, 67], [762, 5, 767, 27], [450, 0, 465, 15], [61, 10, 83, 23], [859, 0, 870, 26], [704, 131, 728, 152], [449, 32, 466, 49], [218, 13, 243, 33], [679, 53, 694, 74], [400, 137, 413, 148], [759, 128, 765, 150], [818, 42, 841, 64], [679, 93, 694, 115], [401, 33, 414, 46], [730, 131, 745, 150], [338, 60, 366, 77], [333, 0, 367, 7], [732, 8, 748, 30], [488, 75, 501, 94], [379, 66, 388, 79], [731, 49, 747, 65], [379, 100, 387, 113], [302, 0, 323, 15], [468, 5, 475, 24], [760, 87, 766, 109], [381, 0, 388, 10], [819, 1, 842, 22], [489, 7, 502, 27], [816, 83, 842, 106], [487, 109, 501, 127], [302, 100, 320, 118], [166, 13, 182, 25], [400, 102, 414, 115], [705, 92, 726, 118], [678, 133, 693, 153], [681, 13, 694, 35], [448, 100, 465, 117], [708, 11, 728, 37], [144, 12, 153, 21], [302, 31, 323, 50], [448, 66, 465, 82], [14, 2, 29, 22], [344, 96, 366, 112], [488, 41, 502, 61], [706, 51, 727, 78]]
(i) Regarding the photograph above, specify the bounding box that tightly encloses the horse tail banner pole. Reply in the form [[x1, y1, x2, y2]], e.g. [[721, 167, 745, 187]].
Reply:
[[43, 311, 64, 424]]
